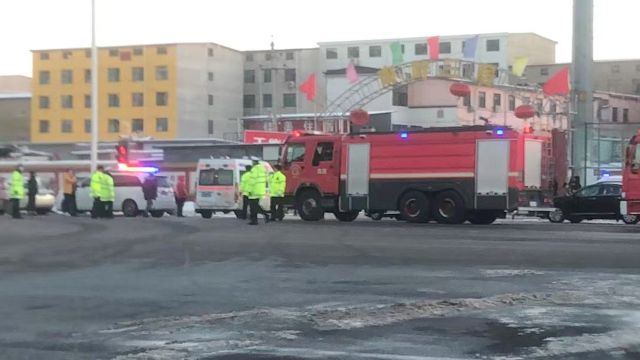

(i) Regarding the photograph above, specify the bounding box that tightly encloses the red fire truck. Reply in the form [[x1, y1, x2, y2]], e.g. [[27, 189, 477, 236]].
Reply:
[[621, 130, 640, 217], [281, 126, 521, 225]]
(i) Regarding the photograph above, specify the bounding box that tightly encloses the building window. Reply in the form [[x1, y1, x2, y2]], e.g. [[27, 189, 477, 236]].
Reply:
[[84, 119, 91, 133], [109, 49, 119, 57], [108, 94, 120, 107], [61, 69, 73, 84], [415, 43, 428, 55], [478, 91, 486, 108], [246, 54, 254, 62], [108, 68, 120, 82], [132, 67, 144, 82], [550, 102, 557, 113], [493, 93, 501, 110], [61, 95, 73, 109], [437, 109, 444, 118], [286, 52, 294, 60], [208, 94, 214, 106], [40, 52, 49, 60], [392, 86, 408, 107], [157, 46, 167, 55], [131, 118, 144, 132], [326, 48, 338, 59], [369, 45, 382, 58], [265, 53, 272, 61], [156, 117, 168, 132], [440, 42, 451, 54], [463, 94, 471, 107], [84, 94, 91, 108], [347, 46, 360, 58], [208, 48, 214, 57], [285, 68, 296, 82], [208, 72, 214, 81], [283, 93, 296, 107], [263, 69, 272, 83], [612, 65, 620, 74], [263, 94, 272, 108], [132, 92, 144, 107], [39, 120, 50, 133], [133, 47, 143, 56], [612, 107, 619, 122], [39, 96, 49, 109], [62, 51, 72, 60], [155, 65, 168, 80], [486, 39, 500, 52], [156, 92, 168, 106], [623, 108, 629, 123], [508, 95, 516, 111], [244, 70, 255, 83], [61, 119, 73, 133], [243, 94, 256, 108], [208, 120, 214, 135], [540, 67, 549, 76], [39, 71, 50, 85], [108, 119, 120, 133], [85, 69, 91, 83]]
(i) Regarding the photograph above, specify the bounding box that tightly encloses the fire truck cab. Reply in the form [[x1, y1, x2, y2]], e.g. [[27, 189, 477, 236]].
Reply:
[[621, 131, 640, 216], [281, 126, 520, 224]]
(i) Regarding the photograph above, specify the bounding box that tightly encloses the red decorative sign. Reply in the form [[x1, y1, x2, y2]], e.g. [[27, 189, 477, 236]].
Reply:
[[243, 130, 289, 144], [350, 109, 370, 126]]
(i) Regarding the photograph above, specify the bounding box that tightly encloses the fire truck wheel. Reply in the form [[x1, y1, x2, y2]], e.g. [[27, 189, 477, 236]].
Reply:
[[296, 190, 324, 221], [433, 190, 465, 224], [468, 212, 497, 225], [622, 215, 640, 224], [200, 210, 213, 219], [399, 191, 431, 223], [334, 211, 360, 222]]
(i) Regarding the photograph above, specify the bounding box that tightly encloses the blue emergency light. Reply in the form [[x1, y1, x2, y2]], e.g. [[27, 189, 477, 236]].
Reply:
[[117, 163, 159, 173], [400, 132, 409, 139], [496, 128, 505, 136]]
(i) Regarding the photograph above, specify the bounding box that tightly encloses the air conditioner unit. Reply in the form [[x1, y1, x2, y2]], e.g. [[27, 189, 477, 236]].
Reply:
[[287, 81, 296, 89]]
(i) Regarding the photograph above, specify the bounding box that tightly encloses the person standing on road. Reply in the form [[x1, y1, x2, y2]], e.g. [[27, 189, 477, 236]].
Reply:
[[62, 169, 77, 216], [27, 172, 38, 215], [269, 164, 286, 221], [9, 165, 25, 219], [102, 171, 115, 219], [142, 173, 158, 217], [90, 166, 105, 219], [174, 176, 188, 217], [247, 161, 269, 225], [238, 165, 252, 220]]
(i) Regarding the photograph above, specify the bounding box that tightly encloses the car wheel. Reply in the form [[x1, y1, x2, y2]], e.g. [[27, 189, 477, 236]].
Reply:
[[468, 212, 497, 225], [399, 191, 431, 223], [150, 210, 164, 218], [296, 190, 324, 221], [433, 190, 465, 224], [334, 210, 360, 222], [200, 210, 213, 219], [548, 209, 565, 223], [622, 214, 639, 225], [122, 199, 139, 218]]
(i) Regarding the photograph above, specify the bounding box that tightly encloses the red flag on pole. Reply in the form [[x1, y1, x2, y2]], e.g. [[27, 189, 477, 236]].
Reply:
[[543, 66, 570, 96], [299, 73, 316, 101], [428, 36, 440, 60]]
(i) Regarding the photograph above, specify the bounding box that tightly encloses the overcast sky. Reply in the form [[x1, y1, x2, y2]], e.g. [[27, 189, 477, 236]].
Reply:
[[1, 0, 636, 76]]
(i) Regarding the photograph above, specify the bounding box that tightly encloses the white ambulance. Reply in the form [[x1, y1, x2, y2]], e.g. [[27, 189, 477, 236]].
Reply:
[[195, 158, 273, 219]]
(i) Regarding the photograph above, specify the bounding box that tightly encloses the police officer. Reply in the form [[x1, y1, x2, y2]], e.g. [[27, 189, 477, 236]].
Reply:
[[238, 165, 252, 220], [248, 161, 269, 225], [269, 164, 286, 221], [90, 166, 105, 219], [102, 171, 115, 219], [9, 165, 25, 219]]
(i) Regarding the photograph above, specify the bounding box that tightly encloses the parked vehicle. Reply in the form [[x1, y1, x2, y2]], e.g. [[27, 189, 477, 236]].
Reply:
[[75, 172, 176, 217], [549, 181, 638, 224], [0, 176, 55, 215], [194, 158, 273, 219], [281, 126, 520, 225]]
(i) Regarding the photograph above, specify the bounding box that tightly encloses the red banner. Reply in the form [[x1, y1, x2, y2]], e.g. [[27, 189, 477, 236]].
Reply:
[[244, 130, 289, 144]]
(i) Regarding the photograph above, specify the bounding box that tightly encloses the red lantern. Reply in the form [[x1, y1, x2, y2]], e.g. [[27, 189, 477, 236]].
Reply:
[[449, 83, 471, 97], [515, 104, 536, 119], [350, 109, 369, 126]]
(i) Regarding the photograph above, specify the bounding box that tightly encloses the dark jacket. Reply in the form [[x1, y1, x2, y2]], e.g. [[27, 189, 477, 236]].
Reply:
[[27, 177, 38, 196], [142, 177, 158, 200]]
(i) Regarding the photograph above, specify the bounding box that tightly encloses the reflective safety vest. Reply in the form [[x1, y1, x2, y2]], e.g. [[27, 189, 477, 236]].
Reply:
[[90, 172, 103, 199], [240, 171, 252, 196], [102, 174, 115, 202], [9, 170, 25, 200], [269, 171, 286, 198], [248, 164, 267, 200]]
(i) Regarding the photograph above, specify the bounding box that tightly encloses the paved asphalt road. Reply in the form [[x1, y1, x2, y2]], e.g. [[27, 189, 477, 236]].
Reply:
[[0, 214, 639, 360]]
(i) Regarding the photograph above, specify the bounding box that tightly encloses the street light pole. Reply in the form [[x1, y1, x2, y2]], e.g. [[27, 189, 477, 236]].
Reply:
[[90, 0, 99, 172]]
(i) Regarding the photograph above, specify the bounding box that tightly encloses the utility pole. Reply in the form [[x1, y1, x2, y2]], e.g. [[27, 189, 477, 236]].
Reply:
[[571, 0, 594, 184], [90, 0, 99, 172]]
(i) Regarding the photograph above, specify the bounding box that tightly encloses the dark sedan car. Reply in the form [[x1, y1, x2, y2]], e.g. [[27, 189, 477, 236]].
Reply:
[[549, 182, 639, 224]]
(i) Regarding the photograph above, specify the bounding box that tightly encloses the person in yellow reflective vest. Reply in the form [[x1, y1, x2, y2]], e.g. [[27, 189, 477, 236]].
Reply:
[[238, 165, 252, 220], [9, 165, 25, 219], [247, 161, 269, 225], [102, 171, 115, 219], [90, 166, 105, 219], [269, 164, 287, 221]]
